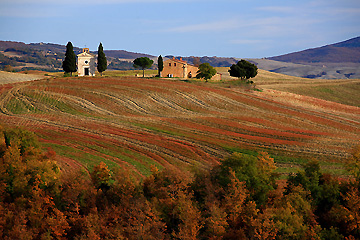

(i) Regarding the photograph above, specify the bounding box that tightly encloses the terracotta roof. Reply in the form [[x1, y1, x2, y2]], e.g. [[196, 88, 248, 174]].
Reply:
[[165, 57, 195, 66]]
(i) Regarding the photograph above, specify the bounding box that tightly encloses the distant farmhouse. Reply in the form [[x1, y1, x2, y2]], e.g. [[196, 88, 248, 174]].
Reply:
[[77, 48, 96, 76], [162, 57, 222, 80]]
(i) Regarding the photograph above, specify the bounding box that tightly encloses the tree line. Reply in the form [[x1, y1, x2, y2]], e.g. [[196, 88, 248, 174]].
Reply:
[[0, 126, 359, 239]]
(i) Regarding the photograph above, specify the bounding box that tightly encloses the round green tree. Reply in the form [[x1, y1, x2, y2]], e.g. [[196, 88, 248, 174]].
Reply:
[[97, 42, 107, 76], [196, 63, 217, 82], [229, 59, 257, 81], [133, 57, 153, 77], [62, 42, 77, 76]]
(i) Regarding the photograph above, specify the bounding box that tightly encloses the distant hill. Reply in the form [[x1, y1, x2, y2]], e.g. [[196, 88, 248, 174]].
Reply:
[[2, 38, 360, 79], [0, 41, 155, 71], [104, 50, 153, 60], [248, 36, 360, 79], [248, 58, 360, 79], [269, 36, 360, 64], [0, 41, 154, 60]]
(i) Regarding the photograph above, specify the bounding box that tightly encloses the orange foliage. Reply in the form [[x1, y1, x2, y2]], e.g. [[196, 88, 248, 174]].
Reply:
[[1, 126, 359, 239]]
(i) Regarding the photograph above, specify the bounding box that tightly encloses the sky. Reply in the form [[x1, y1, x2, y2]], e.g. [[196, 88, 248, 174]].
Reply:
[[0, 0, 359, 58]]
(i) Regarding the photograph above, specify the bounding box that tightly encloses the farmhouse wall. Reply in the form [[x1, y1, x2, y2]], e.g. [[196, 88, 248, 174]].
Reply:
[[162, 57, 191, 78], [162, 57, 221, 81], [212, 73, 222, 81]]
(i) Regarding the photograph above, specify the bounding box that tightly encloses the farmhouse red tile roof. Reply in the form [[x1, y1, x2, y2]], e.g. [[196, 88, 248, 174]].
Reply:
[[169, 57, 193, 65]]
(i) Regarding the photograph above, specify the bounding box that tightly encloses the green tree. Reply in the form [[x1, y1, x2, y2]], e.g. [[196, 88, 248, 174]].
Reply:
[[62, 42, 77, 76], [346, 145, 360, 182], [273, 186, 320, 239], [133, 57, 153, 77], [286, 160, 342, 230], [196, 62, 217, 82], [212, 152, 278, 206], [229, 59, 258, 81], [158, 55, 163, 77], [97, 42, 107, 76]]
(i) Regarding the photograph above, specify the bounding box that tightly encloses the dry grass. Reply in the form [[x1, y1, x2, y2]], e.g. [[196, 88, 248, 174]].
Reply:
[[0, 71, 45, 84], [216, 67, 360, 107]]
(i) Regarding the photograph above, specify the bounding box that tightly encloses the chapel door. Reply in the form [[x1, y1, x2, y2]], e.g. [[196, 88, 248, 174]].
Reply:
[[84, 68, 89, 76]]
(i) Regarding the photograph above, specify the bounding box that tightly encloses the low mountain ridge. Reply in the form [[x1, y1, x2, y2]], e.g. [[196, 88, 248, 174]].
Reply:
[[269, 36, 360, 64]]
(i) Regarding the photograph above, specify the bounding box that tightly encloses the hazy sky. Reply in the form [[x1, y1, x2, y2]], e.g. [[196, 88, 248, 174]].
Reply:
[[1, 0, 359, 58]]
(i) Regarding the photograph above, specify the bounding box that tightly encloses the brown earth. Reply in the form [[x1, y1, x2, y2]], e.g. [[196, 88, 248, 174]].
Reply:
[[0, 71, 358, 177]]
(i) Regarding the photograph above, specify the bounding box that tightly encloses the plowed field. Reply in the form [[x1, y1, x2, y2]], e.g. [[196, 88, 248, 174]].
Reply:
[[0, 75, 359, 177]]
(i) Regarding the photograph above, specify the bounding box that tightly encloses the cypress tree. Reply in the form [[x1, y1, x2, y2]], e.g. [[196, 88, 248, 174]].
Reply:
[[158, 55, 163, 77], [97, 42, 107, 76], [62, 42, 77, 76]]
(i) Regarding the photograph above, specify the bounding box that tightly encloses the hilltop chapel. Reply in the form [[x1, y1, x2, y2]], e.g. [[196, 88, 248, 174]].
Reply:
[[77, 48, 96, 76]]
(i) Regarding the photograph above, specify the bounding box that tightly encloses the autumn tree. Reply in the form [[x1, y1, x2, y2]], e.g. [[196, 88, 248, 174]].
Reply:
[[91, 162, 113, 191], [0, 127, 68, 239], [133, 57, 153, 77], [196, 62, 217, 82], [143, 167, 201, 238], [329, 186, 360, 238], [62, 41, 77, 76], [2, 125, 358, 239]]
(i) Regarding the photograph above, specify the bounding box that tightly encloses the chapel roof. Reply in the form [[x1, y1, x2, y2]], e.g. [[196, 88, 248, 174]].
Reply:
[[77, 48, 95, 57]]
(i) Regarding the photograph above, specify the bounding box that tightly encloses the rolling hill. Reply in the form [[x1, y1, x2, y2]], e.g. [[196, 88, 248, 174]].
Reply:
[[269, 36, 360, 64], [0, 71, 358, 178], [1, 37, 360, 78], [255, 36, 360, 79]]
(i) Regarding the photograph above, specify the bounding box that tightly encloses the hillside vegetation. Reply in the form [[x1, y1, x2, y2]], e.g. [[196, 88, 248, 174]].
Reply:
[[1, 125, 359, 239], [0, 72, 359, 178]]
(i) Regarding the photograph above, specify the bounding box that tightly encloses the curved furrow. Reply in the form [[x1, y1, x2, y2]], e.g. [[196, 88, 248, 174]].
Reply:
[[10, 113, 214, 168], [175, 91, 214, 110], [147, 93, 196, 115], [85, 90, 152, 115]]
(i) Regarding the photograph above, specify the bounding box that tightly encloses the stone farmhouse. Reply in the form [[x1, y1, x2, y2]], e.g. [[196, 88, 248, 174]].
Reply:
[[77, 48, 96, 76], [162, 57, 222, 80]]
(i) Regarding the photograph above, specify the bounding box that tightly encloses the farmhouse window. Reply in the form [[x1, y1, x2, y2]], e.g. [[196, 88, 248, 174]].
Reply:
[[169, 63, 171, 66], [174, 63, 177, 67]]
